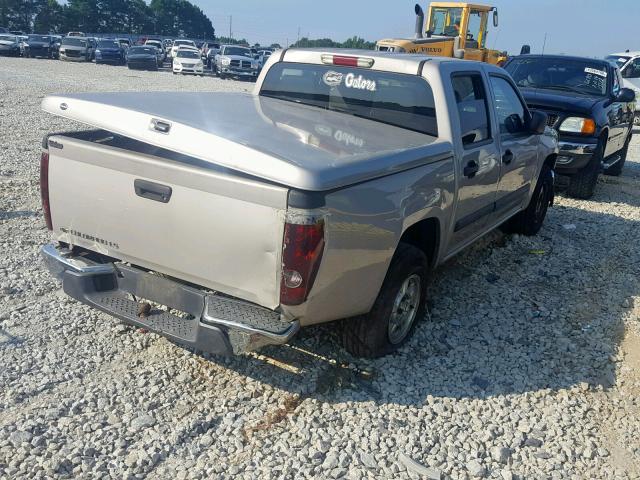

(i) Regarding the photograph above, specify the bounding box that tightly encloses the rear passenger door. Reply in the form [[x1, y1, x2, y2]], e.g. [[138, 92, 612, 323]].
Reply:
[[447, 72, 501, 252], [488, 75, 540, 223]]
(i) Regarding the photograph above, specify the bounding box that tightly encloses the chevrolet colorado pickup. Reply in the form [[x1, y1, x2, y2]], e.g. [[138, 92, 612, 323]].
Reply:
[[40, 49, 558, 358]]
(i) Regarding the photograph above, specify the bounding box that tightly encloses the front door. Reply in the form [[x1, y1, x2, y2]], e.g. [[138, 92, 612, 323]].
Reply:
[[488, 75, 540, 223], [447, 72, 501, 253]]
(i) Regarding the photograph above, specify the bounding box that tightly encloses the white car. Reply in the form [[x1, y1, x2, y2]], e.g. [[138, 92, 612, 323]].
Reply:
[[172, 48, 204, 75], [607, 51, 640, 126], [170, 39, 196, 58]]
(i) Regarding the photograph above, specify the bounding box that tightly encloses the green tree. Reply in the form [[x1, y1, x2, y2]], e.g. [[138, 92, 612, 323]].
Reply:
[[149, 0, 214, 38], [33, 0, 64, 33]]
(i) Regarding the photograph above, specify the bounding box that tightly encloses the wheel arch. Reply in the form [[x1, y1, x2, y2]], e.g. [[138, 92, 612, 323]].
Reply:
[[397, 217, 441, 269]]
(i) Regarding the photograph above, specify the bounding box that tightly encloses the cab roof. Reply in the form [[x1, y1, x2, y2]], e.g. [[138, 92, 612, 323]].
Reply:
[[430, 2, 494, 10], [609, 51, 640, 58]]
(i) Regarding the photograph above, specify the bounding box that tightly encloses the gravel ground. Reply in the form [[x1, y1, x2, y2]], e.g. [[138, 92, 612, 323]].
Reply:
[[1, 57, 640, 480]]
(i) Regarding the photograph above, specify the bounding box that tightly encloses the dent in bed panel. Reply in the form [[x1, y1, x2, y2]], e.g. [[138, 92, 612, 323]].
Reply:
[[285, 159, 456, 326]]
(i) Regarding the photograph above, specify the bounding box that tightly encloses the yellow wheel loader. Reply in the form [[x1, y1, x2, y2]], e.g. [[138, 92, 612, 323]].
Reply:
[[376, 2, 508, 66]]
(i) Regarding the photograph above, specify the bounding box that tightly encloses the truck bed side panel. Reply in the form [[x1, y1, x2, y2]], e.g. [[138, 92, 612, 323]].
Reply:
[[284, 155, 456, 325]]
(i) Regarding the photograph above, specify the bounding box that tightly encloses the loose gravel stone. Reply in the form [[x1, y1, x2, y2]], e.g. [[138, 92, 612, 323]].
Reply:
[[1, 57, 640, 480]]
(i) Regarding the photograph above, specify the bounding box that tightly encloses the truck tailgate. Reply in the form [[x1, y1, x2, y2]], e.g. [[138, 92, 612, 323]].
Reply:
[[46, 133, 287, 309]]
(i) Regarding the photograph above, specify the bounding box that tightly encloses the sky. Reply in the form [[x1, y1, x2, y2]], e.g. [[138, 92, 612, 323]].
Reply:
[[196, 0, 640, 57]]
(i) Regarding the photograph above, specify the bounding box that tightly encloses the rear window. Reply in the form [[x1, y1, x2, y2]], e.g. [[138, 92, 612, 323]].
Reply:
[[260, 63, 438, 136], [62, 37, 86, 47], [129, 47, 155, 55], [97, 40, 119, 48], [177, 50, 200, 59], [28, 35, 51, 42]]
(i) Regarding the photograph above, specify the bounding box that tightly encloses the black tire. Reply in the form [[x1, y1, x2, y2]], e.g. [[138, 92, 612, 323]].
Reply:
[[341, 243, 428, 358], [566, 141, 603, 199], [604, 133, 631, 177], [504, 164, 554, 236]]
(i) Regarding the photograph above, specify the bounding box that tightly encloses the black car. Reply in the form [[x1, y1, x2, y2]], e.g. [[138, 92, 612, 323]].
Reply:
[[95, 39, 124, 64], [126, 46, 159, 70], [0, 34, 21, 56], [24, 34, 55, 58], [505, 55, 635, 199]]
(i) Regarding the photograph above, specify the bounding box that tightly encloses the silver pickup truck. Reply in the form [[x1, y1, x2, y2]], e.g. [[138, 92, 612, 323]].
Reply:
[[40, 49, 558, 358]]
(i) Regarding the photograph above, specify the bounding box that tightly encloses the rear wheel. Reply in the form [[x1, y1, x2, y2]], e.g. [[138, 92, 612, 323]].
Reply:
[[604, 133, 631, 177], [567, 142, 603, 199], [341, 243, 428, 358], [503, 164, 554, 236]]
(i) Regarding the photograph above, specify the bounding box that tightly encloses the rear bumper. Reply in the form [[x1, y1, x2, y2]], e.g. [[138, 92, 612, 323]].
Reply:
[[41, 243, 299, 356], [127, 62, 157, 70], [96, 56, 123, 64], [173, 64, 204, 74], [555, 139, 598, 174], [220, 67, 258, 78], [60, 54, 88, 62]]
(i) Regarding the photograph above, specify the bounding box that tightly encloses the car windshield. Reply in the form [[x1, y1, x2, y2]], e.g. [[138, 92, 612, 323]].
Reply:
[[177, 50, 200, 59], [0, 35, 17, 42], [224, 47, 252, 57], [129, 46, 154, 55], [505, 57, 610, 96], [62, 37, 87, 47], [146, 41, 161, 47], [605, 55, 630, 69], [429, 7, 463, 37], [260, 62, 438, 136], [28, 35, 50, 42], [98, 40, 119, 48], [174, 40, 194, 46]]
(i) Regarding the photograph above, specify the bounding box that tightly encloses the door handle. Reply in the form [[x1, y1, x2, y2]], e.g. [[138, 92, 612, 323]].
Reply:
[[134, 179, 172, 203], [463, 160, 480, 178], [502, 149, 514, 165]]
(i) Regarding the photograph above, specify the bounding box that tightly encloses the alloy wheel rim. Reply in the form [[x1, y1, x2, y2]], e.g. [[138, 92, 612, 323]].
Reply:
[[388, 274, 421, 345], [534, 181, 548, 221]]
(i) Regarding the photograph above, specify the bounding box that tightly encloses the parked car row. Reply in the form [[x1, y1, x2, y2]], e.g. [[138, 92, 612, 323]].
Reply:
[[1, 31, 275, 81]]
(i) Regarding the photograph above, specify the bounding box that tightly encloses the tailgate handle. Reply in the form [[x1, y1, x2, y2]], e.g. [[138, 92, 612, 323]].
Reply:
[[150, 118, 171, 134], [134, 179, 172, 203]]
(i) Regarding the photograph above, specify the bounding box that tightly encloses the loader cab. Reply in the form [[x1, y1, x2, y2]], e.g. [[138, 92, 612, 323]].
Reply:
[[427, 2, 496, 56]]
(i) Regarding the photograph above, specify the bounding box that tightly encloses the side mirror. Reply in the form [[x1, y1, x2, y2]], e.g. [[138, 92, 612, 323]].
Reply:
[[505, 113, 525, 134], [493, 9, 499, 28], [616, 87, 636, 103], [520, 44, 531, 55], [528, 110, 548, 135]]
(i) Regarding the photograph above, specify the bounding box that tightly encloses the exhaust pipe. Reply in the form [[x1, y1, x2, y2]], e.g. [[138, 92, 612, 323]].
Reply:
[[414, 4, 425, 39]]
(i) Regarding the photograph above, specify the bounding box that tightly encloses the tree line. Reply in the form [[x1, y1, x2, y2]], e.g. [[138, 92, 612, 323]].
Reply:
[[0, 0, 215, 38], [291, 36, 376, 50]]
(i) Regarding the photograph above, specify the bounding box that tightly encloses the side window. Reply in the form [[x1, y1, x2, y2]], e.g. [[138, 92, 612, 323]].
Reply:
[[466, 10, 484, 48], [612, 69, 621, 95], [489, 76, 527, 135], [623, 58, 640, 79], [452, 74, 491, 146]]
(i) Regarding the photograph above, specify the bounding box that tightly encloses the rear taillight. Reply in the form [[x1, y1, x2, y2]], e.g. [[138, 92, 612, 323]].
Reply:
[[280, 218, 325, 306], [40, 151, 52, 230]]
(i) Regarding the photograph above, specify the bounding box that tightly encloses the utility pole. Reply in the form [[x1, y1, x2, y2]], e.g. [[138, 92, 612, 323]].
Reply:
[[229, 15, 232, 41], [542, 32, 547, 55], [297, 26, 300, 44]]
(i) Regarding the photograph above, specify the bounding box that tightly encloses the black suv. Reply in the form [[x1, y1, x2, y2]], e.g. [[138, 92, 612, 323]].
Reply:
[[505, 54, 635, 199]]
